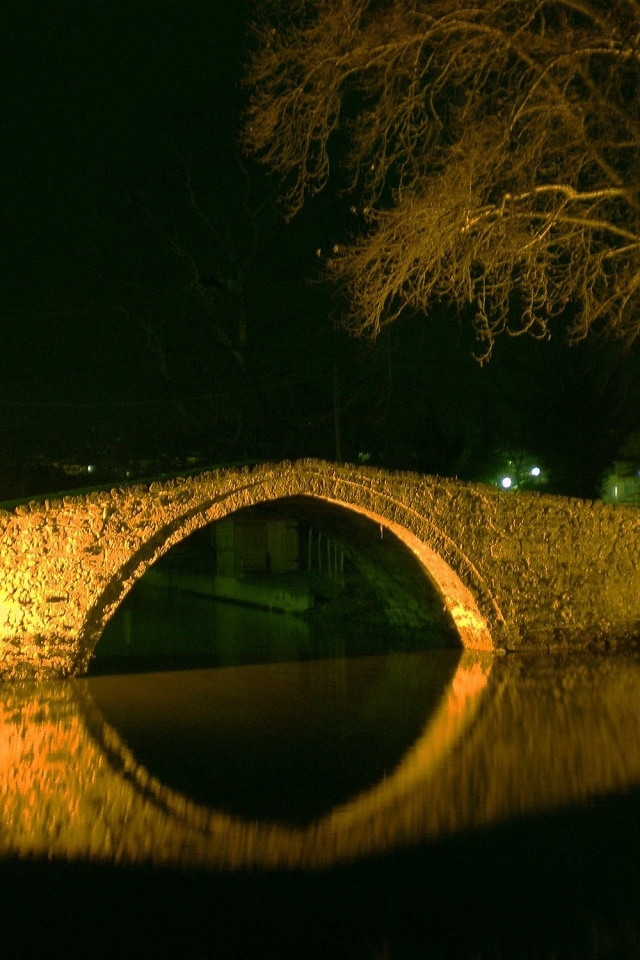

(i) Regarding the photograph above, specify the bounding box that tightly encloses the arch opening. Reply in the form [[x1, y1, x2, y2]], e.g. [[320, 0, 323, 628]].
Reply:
[[84, 481, 494, 673], [87, 495, 480, 674]]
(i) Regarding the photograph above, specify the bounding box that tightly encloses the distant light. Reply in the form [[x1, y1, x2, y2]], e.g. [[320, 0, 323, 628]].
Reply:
[[87, 464, 96, 474], [500, 476, 513, 489], [530, 466, 541, 477]]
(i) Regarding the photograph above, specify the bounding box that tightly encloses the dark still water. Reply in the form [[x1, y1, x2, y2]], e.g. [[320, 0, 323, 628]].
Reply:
[[2, 588, 640, 958]]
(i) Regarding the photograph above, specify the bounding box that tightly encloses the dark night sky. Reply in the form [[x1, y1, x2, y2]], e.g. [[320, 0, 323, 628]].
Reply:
[[2, 1, 247, 360], [2, 1, 640, 499]]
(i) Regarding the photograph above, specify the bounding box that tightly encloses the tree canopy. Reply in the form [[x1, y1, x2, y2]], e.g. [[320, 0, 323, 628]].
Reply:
[[244, 0, 640, 357]]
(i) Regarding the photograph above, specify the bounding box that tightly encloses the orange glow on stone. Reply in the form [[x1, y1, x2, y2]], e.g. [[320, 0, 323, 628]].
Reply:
[[2, 460, 640, 678]]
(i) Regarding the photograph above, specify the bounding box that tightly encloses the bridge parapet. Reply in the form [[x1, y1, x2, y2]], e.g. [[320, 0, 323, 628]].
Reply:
[[1, 460, 639, 679]]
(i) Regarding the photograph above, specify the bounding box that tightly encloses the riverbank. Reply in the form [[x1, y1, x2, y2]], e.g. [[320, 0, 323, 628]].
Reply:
[[143, 566, 315, 614]]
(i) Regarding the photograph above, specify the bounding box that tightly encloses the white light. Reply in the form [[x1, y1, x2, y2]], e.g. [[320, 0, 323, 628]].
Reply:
[[87, 464, 96, 474], [530, 466, 541, 477], [500, 476, 513, 489]]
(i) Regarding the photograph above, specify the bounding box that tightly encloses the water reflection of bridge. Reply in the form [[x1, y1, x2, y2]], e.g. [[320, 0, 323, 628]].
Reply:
[[2, 651, 640, 870]]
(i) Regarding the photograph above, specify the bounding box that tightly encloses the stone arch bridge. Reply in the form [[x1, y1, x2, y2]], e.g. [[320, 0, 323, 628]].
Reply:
[[0, 459, 639, 680]]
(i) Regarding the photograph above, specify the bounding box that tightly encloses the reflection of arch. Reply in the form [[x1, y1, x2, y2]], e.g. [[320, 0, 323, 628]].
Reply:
[[80, 470, 498, 661], [7, 651, 640, 869], [0, 652, 491, 869]]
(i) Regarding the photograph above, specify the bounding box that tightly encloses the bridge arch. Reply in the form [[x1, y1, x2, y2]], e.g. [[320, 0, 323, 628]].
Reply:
[[79, 469, 497, 666], [4, 457, 638, 680]]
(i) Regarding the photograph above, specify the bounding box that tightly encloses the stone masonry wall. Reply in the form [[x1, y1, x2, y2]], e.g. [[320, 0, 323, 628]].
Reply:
[[1, 460, 639, 679]]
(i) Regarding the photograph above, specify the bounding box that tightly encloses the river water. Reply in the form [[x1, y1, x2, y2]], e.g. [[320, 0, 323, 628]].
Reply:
[[2, 586, 640, 958]]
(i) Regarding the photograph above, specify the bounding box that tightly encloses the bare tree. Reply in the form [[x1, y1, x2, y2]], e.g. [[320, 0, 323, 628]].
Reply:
[[244, 0, 640, 357]]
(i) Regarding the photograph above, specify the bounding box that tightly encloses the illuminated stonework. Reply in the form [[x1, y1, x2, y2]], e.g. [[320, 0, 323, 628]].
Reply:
[[0, 459, 639, 679]]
